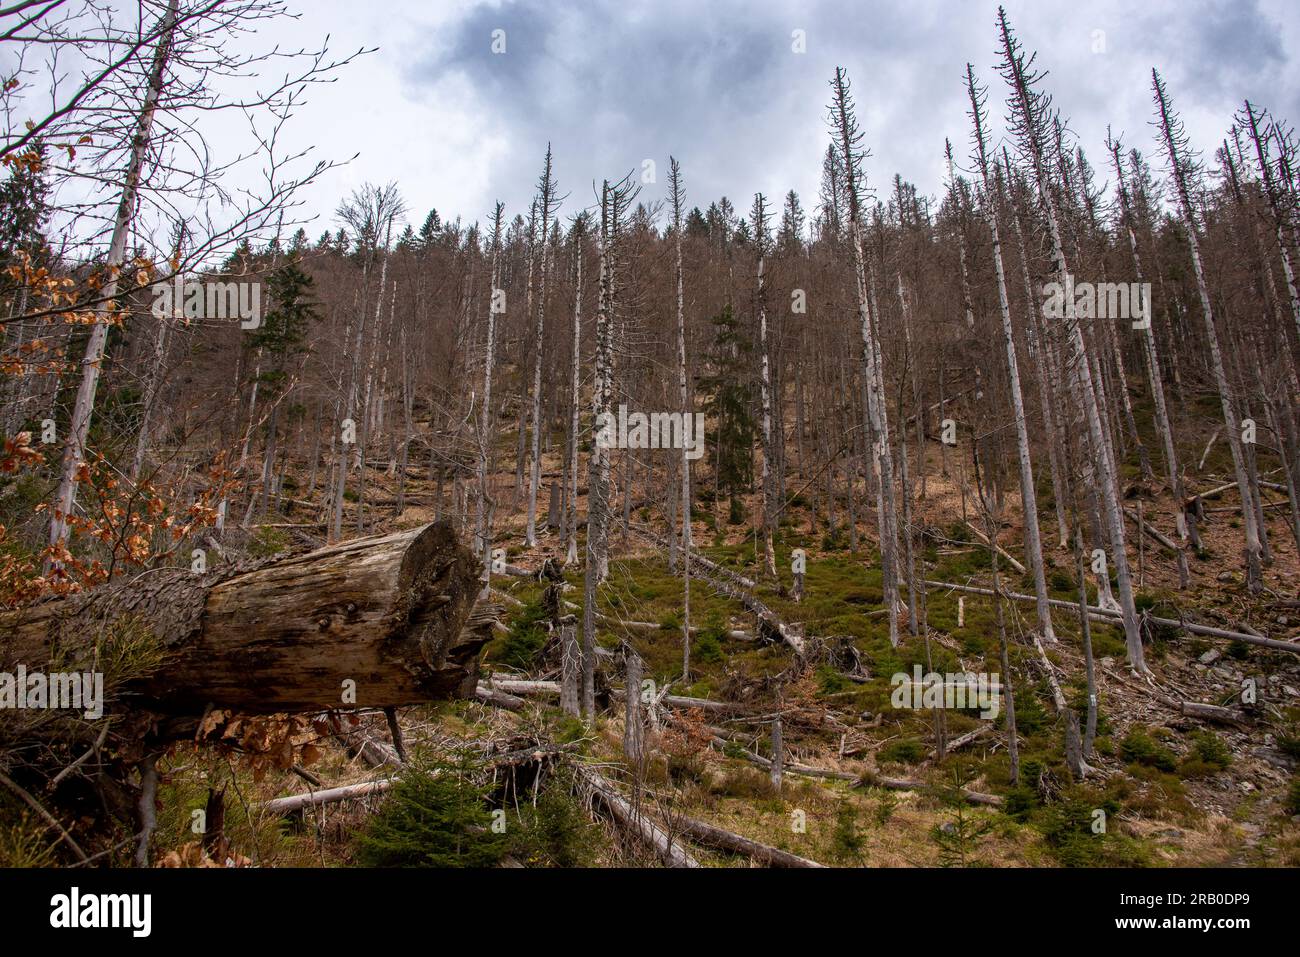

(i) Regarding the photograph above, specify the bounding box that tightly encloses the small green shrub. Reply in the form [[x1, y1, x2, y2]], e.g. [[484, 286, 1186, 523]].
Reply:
[[930, 769, 995, 867], [1003, 785, 1040, 820], [506, 781, 599, 867], [1120, 729, 1177, 773], [495, 599, 550, 671], [1182, 731, 1232, 775], [728, 498, 746, 525], [1285, 775, 1300, 817], [816, 665, 851, 695], [248, 525, 290, 558], [693, 625, 724, 664], [355, 756, 505, 868], [1009, 685, 1048, 737], [879, 738, 925, 765], [1049, 571, 1074, 593], [873, 790, 898, 825], [1035, 790, 1146, 867], [1277, 724, 1300, 760], [831, 802, 866, 864]]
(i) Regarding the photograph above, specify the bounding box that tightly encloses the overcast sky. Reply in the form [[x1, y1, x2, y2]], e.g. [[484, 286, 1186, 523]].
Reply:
[[263, 0, 1300, 237]]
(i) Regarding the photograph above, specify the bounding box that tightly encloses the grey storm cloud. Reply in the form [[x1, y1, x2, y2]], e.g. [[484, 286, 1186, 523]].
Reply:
[[376, 0, 1300, 229], [404, 0, 954, 222]]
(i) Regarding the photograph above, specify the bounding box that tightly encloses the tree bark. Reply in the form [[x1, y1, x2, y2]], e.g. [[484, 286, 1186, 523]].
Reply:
[[4, 522, 492, 714]]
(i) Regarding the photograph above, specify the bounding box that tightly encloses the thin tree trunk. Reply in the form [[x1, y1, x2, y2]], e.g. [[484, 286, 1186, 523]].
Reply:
[[1154, 71, 1264, 591], [49, 0, 180, 555]]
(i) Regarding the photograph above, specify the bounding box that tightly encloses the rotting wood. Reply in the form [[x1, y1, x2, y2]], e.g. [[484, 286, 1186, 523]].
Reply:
[[2, 522, 494, 714], [674, 813, 825, 867], [574, 766, 699, 868]]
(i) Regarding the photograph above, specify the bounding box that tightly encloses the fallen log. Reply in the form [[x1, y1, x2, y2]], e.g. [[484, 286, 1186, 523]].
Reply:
[[748, 752, 856, 781], [263, 779, 394, 815], [264, 743, 575, 815], [612, 618, 751, 641], [674, 814, 825, 868], [924, 580, 1300, 655], [1102, 667, 1250, 728], [685, 714, 1001, 801], [610, 687, 741, 715], [854, 768, 1004, 806], [487, 677, 743, 715], [336, 727, 402, 769], [663, 712, 857, 780], [1122, 507, 1187, 554], [574, 766, 699, 868], [483, 678, 561, 697], [500, 563, 535, 579], [964, 521, 1026, 575], [1175, 700, 1248, 727], [560, 597, 753, 642], [2, 522, 493, 714], [474, 684, 527, 712], [488, 588, 525, 609], [923, 725, 990, 763], [1204, 501, 1290, 514], [628, 523, 756, 589]]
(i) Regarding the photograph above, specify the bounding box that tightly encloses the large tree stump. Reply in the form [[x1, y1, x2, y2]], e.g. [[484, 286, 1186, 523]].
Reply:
[[1, 521, 492, 714]]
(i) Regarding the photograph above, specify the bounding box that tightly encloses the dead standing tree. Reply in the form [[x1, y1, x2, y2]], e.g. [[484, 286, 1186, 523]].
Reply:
[[42, 1, 367, 560], [582, 173, 639, 719], [997, 8, 1147, 673], [668, 157, 694, 678], [1153, 70, 1266, 592], [526, 145, 561, 547], [829, 67, 903, 646], [475, 203, 506, 591], [965, 63, 1056, 641], [751, 192, 780, 586]]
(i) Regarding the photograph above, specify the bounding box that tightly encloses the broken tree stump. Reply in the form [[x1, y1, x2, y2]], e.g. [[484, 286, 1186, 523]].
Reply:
[[1, 521, 493, 715]]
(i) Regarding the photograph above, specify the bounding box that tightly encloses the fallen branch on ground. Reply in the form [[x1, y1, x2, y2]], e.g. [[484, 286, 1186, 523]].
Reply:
[[573, 766, 699, 868], [924, 581, 1299, 654], [854, 768, 1004, 806], [674, 813, 825, 867]]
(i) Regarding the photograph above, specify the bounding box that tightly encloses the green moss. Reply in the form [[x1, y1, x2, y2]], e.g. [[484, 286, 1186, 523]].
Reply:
[[831, 802, 866, 864]]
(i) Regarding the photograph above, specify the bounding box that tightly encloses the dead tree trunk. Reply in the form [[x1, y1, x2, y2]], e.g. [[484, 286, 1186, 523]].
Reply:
[[967, 70, 1055, 641], [49, 0, 180, 554], [1154, 70, 1264, 591], [3, 522, 492, 714]]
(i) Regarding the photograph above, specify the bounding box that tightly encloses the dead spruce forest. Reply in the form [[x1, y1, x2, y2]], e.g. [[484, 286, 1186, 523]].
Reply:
[[1, 4, 1300, 870]]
